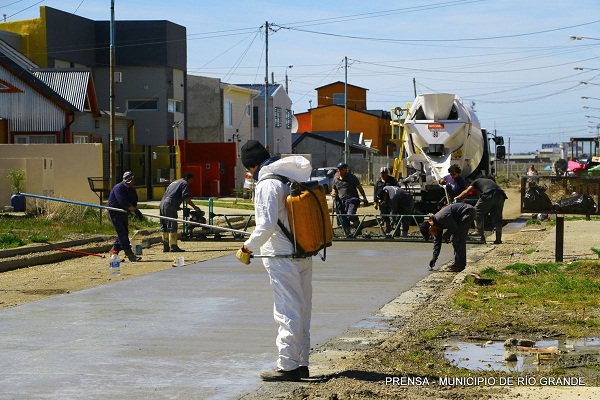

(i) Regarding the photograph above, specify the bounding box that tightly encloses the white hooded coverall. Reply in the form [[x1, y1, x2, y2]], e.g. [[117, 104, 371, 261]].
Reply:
[[243, 156, 313, 371]]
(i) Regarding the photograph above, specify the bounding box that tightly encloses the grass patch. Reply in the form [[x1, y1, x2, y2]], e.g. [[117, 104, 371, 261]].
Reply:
[[504, 262, 560, 275], [0, 202, 159, 247], [547, 215, 600, 226], [0, 232, 24, 249], [454, 261, 600, 335], [194, 198, 255, 210]]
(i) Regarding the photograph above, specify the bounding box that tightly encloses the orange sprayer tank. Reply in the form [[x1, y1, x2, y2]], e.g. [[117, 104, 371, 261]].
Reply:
[[286, 181, 333, 256]]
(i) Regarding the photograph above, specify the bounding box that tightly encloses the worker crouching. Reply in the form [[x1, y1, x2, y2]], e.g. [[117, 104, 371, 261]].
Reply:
[[420, 203, 476, 272]]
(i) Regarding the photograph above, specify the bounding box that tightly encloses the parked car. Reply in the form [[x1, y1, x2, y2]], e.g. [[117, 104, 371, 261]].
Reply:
[[308, 167, 337, 193], [243, 171, 255, 199]]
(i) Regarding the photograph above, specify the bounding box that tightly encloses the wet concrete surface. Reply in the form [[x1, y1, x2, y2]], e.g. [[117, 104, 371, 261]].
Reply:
[[0, 241, 451, 400]]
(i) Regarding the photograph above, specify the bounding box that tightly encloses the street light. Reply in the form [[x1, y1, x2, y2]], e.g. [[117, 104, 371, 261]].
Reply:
[[583, 106, 600, 111], [582, 96, 600, 101], [580, 81, 600, 86], [586, 115, 600, 119], [569, 35, 600, 40], [285, 65, 293, 93], [574, 67, 600, 71]]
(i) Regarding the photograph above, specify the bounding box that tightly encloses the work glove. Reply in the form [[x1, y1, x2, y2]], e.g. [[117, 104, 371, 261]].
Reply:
[[236, 248, 251, 265], [374, 202, 378, 210], [134, 209, 144, 221], [362, 198, 369, 207], [429, 259, 436, 270]]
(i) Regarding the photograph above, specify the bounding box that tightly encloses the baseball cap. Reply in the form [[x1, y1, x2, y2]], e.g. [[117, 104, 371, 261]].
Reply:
[[123, 171, 134, 183], [337, 162, 348, 169], [419, 221, 431, 241]]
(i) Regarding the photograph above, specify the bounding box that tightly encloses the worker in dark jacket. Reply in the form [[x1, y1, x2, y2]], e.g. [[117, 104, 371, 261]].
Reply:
[[454, 177, 507, 244], [373, 167, 398, 206], [107, 171, 142, 262], [419, 202, 476, 272], [377, 185, 414, 237], [159, 172, 202, 252]]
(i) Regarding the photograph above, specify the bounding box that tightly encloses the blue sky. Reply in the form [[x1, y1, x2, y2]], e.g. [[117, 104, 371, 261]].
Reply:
[[2, 0, 600, 153]]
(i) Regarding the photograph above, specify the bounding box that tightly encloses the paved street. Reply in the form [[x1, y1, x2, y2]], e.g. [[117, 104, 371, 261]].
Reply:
[[0, 241, 450, 400]]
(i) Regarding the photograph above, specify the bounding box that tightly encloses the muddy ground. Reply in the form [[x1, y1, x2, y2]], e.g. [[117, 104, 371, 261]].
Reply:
[[1, 187, 598, 399]]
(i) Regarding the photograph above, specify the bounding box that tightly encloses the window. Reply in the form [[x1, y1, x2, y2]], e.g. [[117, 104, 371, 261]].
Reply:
[[274, 107, 282, 128], [333, 93, 345, 105], [168, 99, 183, 113], [73, 135, 89, 144], [127, 99, 158, 111], [253, 106, 259, 127], [246, 102, 251, 116], [14, 135, 56, 144], [224, 101, 233, 127], [285, 109, 292, 129]]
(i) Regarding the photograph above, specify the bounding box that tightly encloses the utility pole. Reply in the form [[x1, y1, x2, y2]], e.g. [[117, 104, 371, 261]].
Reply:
[[109, 0, 116, 186], [413, 78, 417, 98], [506, 137, 510, 181], [264, 21, 269, 151], [344, 56, 349, 166], [493, 128, 498, 177]]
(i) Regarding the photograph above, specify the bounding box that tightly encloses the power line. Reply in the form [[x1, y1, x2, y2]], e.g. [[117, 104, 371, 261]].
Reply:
[[275, 19, 600, 43]]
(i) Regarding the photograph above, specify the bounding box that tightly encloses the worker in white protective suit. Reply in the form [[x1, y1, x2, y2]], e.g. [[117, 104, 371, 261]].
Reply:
[[235, 140, 313, 382]]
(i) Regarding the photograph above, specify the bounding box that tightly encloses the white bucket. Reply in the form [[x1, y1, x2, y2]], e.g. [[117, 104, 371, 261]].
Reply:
[[173, 256, 184, 267]]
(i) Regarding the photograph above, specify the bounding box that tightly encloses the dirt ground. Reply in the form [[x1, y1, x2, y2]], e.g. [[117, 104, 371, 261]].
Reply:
[[1, 187, 598, 399]]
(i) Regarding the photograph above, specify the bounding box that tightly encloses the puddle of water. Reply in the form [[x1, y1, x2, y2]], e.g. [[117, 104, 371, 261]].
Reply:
[[352, 315, 395, 331], [444, 337, 600, 373]]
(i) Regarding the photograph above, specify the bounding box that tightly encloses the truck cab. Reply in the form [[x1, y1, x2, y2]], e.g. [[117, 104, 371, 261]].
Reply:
[[308, 167, 337, 193]]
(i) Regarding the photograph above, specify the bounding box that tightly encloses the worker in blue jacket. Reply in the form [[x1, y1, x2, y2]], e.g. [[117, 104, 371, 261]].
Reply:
[[107, 171, 142, 262]]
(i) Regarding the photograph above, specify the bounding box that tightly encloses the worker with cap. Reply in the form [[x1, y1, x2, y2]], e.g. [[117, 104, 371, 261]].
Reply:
[[331, 162, 369, 235], [377, 185, 414, 237], [373, 167, 398, 208], [454, 177, 507, 244], [159, 172, 202, 252], [235, 140, 314, 382], [107, 171, 142, 262], [419, 202, 476, 272]]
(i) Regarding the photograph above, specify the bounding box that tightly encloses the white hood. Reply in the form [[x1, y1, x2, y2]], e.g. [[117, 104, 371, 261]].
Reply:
[[258, 156, 312, 182]]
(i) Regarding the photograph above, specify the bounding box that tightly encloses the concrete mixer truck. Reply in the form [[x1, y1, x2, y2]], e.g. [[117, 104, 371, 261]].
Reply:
[[391, 93, 505, 214]]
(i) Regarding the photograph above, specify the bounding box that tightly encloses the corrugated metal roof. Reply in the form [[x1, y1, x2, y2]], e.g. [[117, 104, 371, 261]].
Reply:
[[292, 131, 378, 153], [235, 83, 281, 98], [32, 69, 90, 112], [0, 39, 38, 70], [0, 39, 78, 113]]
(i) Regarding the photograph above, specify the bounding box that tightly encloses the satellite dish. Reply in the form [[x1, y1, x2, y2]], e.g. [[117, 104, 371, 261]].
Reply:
[[291, 115, 299, 133]]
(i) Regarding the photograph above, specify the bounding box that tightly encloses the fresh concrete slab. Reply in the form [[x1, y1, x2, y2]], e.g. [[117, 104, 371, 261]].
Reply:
[[0, 241, 451, 400]]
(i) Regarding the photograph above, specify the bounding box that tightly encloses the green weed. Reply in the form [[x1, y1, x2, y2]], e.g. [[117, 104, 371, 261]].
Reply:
[[504, 262, 560, 275], [0, 232, 24, 248]]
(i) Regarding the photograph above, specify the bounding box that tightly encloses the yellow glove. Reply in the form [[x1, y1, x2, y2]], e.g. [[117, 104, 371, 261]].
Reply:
[[236, 248, 251, 265]]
